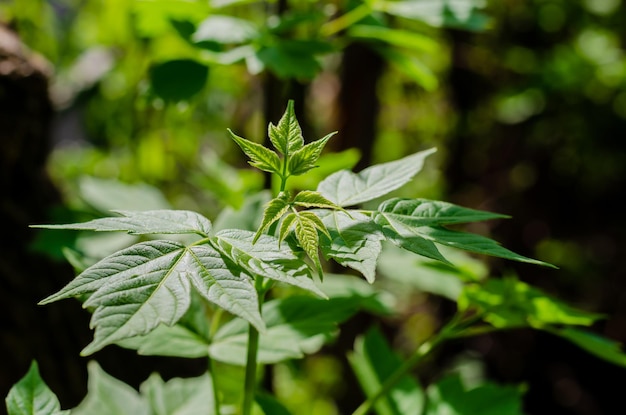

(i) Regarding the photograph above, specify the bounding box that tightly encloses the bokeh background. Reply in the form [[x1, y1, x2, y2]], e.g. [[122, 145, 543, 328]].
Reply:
[[1, 1, 625, 414]]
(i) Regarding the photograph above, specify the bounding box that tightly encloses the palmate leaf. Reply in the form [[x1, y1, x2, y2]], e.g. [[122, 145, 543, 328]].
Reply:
[[287, 132, 336, 176], [268, 99, 304, 156], [318, 148, 436, 207], [5, 361, 68, 415], [39, 240, 263, 355], [214, 229, 325, 297], [317, 210, 384, 283], [228, 128, 282, 174], [254, 191, 291, 242], [209, 296, 362, 365], [32, 209, 212, 237]]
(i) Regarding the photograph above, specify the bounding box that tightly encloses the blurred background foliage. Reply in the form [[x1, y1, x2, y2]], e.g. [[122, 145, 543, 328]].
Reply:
[[1, 0, 625, 414]]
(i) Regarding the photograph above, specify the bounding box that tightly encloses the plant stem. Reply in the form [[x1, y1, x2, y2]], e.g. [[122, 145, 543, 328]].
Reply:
[[320, 3, 372, 37], [351, 317, 463, 415], [207, 355, 221, 415], [242, 277, 266, 415]]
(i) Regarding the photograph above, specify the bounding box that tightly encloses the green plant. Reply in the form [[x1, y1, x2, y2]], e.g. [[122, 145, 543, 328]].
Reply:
[[7, 100, 626, 415]]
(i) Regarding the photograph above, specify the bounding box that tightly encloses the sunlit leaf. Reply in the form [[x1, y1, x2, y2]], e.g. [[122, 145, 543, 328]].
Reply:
[[254, 191, 291, 242], [458, 277, 604, 329], [209, 296, 361, 365], [348, 327, 425, 415], [347, 24, 439, 53], [287, 132, 336, 175], [141, 372, 216, 415], [33, 210, 212, 237], [377, 0, 490, 31], [318, 148, 436, 207], [294, 213, 324, 277], [215, 229, 324, 297], [192, 15, 258, 44], [40, 240, 263, 354], [278, 213, 298, 245], [268, 99, 304, 155], [5, 361, 67, 415], [228, 129, 282, 174], [293, 190, 343, 211], [318, 210, 384, 283]]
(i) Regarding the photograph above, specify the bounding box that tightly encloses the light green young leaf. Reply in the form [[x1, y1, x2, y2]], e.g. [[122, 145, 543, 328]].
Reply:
[[71, 361, 148, 415], [378, 198, 509, 227], [287, 132, 336, 176], [294, 214, 324, 277], [403, 225, 556, 268], [293, 190, 344, 210], [458, 277, 604, 329], [141, 372, 216, 415], [424, 374, 524, 415], [5, 361, 68, 415], [228, 128, 282, 174], [318, 210, 384, 283], [278, 213, 298, 245], [209, 296, 361, 365], [215, 229, 324, 297], [548, 327, 626, 368], [254, 191, 291, 242], [348, 327, 425, 415], [347, 24, 439, 53], [40, 240, 263, 355], [268, 99, 304, 155], [317, 148, 436, 207], [32, 210, 212, 237]]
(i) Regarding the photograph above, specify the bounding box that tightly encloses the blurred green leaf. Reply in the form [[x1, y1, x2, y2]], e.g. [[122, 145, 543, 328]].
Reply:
[[141, 372, 216, 415], [149, 59, 209, 102], [255, 392, 293, 415], [549, 327, 626, 368], [372, 45, 438, 91], [192, 15, 258, 44], [348, 24, 439, 53], [377, 0, 490, 31], [348, 327, 425, 415]]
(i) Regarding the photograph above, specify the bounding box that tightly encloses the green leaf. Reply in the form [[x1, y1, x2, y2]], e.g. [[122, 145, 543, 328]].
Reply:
[[372, 45, 438, 91], [149, 59, 209, 102], [116, 292, 211, 358], [78, 176, 171, 212], [214, 190, 271, 232], [192, 15, 258, 44], [549, 327, 626, 368], [458, 277, 604, 329], [257, 40, 332, 80], [317, 148, 436, 207], [318, 210, 384, 283], [347, 24, 438, 53], [71, 361, 148, 415], [402, 225, 556, 268], [255, 392, 293, 415], [5, 361, 67, 415], [141, 372, 216, 415], [287, 132, 336, 176], [254, 191, 292, 242], [32, 210, 212, 237], [348, 327, 425, 415], [215, 229, 325, 297], [378, 198, 509, 227], [228, 128, 282, 174], [293, 190, 344, 210], [209, 296, 361, 365], [294, 213, 324, 277], [268, 99, 304, 155], [40, 240, 264, 354], [278, 213, 298, 245], [424, 374, 524, 415], [377, 0, 490, 31]]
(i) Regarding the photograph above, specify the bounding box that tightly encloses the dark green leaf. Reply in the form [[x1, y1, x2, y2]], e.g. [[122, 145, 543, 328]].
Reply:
[[255, 393, 293, 415], [149, 59, 209, 102], [318, 148, 436, 207], [549, 327, 626, 368], [228, 129, 282, 174], [5, 361, 67, 415]]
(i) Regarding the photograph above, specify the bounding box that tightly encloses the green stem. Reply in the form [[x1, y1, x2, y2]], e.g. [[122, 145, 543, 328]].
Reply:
[[320, 3, 372, 37], [351, 316, 463, 415], [242, 277, 266, 415], [207, 355, 221, 415]]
